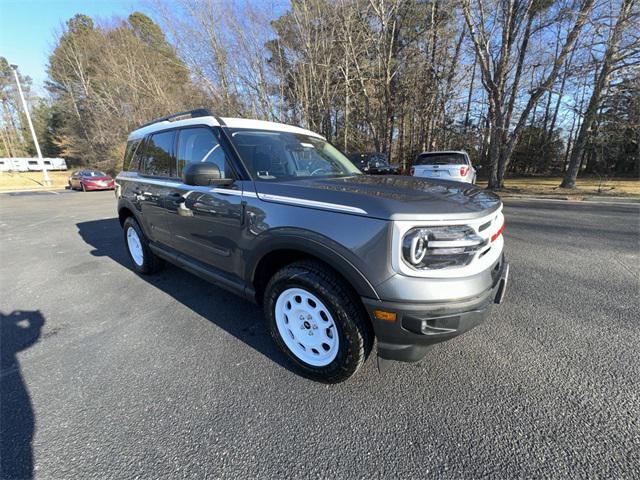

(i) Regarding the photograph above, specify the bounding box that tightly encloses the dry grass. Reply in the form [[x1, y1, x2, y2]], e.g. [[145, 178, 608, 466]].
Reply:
[[477, 176, 640, 198], [1, 171, 638, 199], [0, 171, 72, 191]]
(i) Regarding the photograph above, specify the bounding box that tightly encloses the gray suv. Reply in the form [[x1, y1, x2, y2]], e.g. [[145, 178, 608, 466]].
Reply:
[[116, 109, 509, 383]]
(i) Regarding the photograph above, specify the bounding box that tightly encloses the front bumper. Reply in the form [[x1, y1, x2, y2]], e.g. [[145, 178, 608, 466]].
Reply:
[[362, 254, 509, 362], [84, 183, 115, 191]]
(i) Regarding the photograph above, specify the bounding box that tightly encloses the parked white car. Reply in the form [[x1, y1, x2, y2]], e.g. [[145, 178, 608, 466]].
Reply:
[[410, 151, 477, 184]]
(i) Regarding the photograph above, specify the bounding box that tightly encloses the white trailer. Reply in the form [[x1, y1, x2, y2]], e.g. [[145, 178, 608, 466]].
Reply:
[[9, 158, 29, 172], [24, 157, 67, 171], [0, 158, 12, 171], [48, 157, 68, 170], [26, 159, 41, 171]]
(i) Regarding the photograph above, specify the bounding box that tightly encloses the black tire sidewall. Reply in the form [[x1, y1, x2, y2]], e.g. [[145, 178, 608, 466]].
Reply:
[[264, 264, 368, 383], [123, 217, 154, 274]]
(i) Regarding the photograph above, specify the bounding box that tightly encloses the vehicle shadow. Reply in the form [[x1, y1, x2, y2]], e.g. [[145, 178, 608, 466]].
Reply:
[[1, 310, 45, 480], [75, 218, 294, 373]]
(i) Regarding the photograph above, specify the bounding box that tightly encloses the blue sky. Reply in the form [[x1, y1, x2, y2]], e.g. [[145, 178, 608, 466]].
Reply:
[[1, 0, 146, 95]]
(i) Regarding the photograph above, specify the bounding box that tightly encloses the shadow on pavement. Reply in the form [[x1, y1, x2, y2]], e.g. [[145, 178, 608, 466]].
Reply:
[[75, 218, 294, 373], [1, 310, 45, 480]]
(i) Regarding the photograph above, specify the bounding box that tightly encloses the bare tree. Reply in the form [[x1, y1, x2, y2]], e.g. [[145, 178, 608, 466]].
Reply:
[[462, 0, 595, 188], [561, 0, 638, 188]]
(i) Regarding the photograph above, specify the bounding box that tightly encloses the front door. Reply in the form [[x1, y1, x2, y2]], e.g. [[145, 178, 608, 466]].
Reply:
[[163, 126, 245, 276]]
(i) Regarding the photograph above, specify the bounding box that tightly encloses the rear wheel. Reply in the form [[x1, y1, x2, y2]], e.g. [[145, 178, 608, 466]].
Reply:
[[122, 217, 163, 274], [263, 260, 372, 383]]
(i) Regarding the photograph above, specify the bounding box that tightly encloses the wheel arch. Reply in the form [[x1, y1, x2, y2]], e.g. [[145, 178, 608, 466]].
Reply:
[[249, 233, 380, 304], [117, 200, 150, 237], [118, 206, 135, 227]]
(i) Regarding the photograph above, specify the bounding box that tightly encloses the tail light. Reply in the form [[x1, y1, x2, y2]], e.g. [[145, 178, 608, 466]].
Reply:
[[460, 166, 469, 176], [410, 167, 415, 176]]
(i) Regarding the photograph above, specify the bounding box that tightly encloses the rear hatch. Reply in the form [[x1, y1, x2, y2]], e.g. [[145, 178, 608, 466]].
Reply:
[[413, 152, 468, 179]]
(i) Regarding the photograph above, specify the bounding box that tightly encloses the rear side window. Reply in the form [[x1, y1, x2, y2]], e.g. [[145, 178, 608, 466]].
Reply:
[[124, 139, 142, 171], [143, 131, 175, 177], [176, 127, 232, 178]]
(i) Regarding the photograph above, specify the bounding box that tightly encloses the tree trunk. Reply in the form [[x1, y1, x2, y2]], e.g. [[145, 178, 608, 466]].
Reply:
[[561, 0, 631, 188]]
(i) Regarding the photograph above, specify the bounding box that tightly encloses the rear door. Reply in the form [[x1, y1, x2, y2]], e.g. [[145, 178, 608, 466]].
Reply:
[[134, 130, 177, 245], [163, 126, 245, 275]]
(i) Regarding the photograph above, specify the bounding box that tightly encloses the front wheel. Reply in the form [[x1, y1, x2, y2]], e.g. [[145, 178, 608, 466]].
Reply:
[[263, 261, 372, 383]]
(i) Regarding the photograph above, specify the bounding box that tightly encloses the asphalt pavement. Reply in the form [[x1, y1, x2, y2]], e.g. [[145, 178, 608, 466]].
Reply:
[[1, 190, 638, 479]]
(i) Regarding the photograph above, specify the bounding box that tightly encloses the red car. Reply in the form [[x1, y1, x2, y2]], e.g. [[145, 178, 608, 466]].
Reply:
[[68, 170, 115, 191]]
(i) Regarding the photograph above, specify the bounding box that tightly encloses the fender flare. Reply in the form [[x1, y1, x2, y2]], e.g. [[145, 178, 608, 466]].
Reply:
[[246, 229, 380, 300], [117, 198, 150, 237]]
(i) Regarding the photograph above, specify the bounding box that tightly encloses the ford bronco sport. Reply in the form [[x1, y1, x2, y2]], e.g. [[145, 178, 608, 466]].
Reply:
[[116, 109, 509, 383]]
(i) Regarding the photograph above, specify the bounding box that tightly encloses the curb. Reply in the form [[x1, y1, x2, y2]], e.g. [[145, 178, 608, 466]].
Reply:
[[499, 193, 640, 204], [0, 187, 69, 194]]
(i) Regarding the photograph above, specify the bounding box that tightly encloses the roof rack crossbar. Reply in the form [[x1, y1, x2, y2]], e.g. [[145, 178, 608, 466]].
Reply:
[[138, 108, 225, 129]]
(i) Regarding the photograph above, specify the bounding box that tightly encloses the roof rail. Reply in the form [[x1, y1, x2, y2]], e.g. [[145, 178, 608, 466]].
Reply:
[[138, 108, 226, 129]]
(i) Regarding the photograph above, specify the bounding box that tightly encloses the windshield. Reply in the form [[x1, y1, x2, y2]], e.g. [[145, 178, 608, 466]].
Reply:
[[230, 129, 361, 181], [83, 170, 107, 177], [416, 153, 467, 165]]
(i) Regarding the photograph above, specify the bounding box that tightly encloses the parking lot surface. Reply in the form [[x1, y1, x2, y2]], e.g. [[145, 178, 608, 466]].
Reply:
[[1, 190, 639, 479]]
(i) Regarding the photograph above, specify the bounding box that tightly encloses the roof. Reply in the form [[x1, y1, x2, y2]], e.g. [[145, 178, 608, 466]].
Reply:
[[127, 115, 324, 141], [418, 150, 468, 156]]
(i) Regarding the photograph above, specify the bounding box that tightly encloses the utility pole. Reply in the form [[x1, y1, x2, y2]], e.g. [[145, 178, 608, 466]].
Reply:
[[10, 64, 51, 186]]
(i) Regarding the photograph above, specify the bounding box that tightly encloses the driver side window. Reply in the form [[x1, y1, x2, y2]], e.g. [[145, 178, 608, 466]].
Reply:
[[176, 127, 233, 179]]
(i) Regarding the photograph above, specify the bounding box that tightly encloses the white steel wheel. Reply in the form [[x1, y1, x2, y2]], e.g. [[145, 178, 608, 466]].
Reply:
[[126, 226, 144, 267], [274, 288, 339, 367]]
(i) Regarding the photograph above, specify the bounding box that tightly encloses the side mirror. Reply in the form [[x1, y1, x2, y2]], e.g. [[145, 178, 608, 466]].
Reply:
[[183, 162, 234, 187]]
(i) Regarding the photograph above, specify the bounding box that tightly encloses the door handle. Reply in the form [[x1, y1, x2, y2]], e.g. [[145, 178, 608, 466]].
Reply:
[[132, 188, 145, 201]]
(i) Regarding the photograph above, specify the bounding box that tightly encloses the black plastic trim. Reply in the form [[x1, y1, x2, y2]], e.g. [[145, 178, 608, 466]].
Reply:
[[247, 233, 380, 301], [139, 108, 213, 129], [148, 242, 256, 302], [364, 255, 509, 363]]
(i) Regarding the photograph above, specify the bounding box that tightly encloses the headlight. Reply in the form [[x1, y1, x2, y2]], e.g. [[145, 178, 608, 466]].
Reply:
[[402, 225, 486, 270]]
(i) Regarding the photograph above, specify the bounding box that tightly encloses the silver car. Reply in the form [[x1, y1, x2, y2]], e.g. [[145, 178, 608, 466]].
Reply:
[[410, 151, 477, 184]]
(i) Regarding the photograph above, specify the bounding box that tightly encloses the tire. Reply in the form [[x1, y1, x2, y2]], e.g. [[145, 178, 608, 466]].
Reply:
[[263, 260, 373, 383], [81, 182, 86, 192], [122, 217, 163, 274]]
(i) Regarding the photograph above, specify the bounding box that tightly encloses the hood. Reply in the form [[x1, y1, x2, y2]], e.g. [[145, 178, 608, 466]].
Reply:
[[254, 175, 500, 221]]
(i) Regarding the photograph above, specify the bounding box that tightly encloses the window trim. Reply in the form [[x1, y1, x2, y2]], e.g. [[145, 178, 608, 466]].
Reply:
[[125, 138, 143, 172], [140, 130, 177, 179], [173, 125, 243, 181], [134, 124, 250, 182]]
